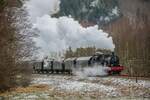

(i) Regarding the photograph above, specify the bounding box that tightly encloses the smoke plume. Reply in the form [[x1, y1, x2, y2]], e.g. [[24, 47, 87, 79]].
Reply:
[[24, 0, 115, 58]]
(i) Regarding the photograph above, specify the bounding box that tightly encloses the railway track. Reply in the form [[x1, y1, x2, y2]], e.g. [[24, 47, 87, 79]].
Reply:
[[111, 75, 150, 80]]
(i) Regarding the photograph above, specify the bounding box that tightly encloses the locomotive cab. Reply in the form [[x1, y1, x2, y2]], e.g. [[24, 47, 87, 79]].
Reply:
[[110, 52, 119, 66], [92, 52, 111, 66]]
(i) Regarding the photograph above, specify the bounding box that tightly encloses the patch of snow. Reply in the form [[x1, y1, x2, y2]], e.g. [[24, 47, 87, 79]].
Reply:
[[104, 17, 110, 22], [99, 16, 104, 21], [110, 6, 119, 16], [90, 0, 99, 7], [26, 95, 39, 99]]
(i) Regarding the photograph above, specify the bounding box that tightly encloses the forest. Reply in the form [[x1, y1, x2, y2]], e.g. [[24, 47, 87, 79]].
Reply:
[[0, 0, 150, 92]]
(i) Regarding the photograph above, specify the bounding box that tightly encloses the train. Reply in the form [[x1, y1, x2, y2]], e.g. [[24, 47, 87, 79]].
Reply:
[[33, 52, 124, 75]]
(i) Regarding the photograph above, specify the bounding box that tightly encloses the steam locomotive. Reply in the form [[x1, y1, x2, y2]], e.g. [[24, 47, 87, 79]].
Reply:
[[33, 52, 124, 75]]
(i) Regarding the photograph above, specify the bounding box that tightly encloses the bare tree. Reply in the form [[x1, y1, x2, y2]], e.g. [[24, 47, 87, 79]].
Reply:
[[0, 0, 37, 91]]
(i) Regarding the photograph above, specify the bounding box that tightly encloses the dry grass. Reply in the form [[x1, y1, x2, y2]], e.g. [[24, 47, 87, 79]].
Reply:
[[15, 84, 49, 93], [0, 84, 49, 96]]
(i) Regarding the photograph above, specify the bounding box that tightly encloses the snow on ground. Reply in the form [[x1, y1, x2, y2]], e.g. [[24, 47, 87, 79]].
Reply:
[[1, 74, 150, 100], [105, 77, 150, 88], [87, 76, 150, 88], [57, 80, 119, 96], [32, 75, 150, 98], [32, 75, 119, 97]]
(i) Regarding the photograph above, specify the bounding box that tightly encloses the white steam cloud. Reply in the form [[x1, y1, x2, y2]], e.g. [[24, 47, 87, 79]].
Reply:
[[24, 0, 115, 57], [73, 66, 111, 77]]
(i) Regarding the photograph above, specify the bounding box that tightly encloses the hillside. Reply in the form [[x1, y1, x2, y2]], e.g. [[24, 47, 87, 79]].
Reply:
[[54, 0, 120, 27]]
